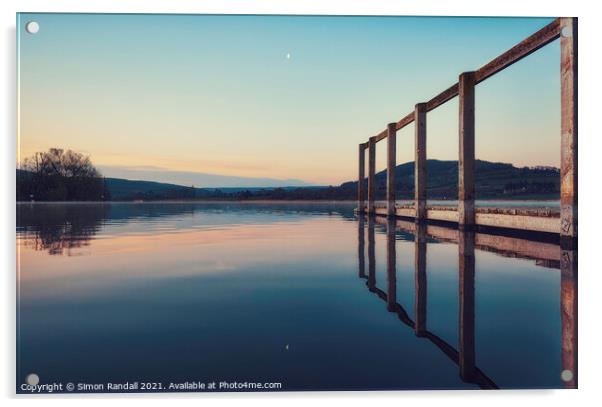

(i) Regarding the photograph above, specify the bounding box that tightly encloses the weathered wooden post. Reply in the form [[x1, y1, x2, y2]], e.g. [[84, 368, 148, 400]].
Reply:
[[415, 103, 427, 222], [558, 20, 577, 388], [358, 216, 366, 279], [459, 230, 476, 382], [458, 72, 476, 230], [387, 123, 397, 217], [358, 143, 366, 213], [414, 223, 427, 336], [368, 137, 376, 214], [386, 218, 397, 312], [560, 17, 577, 246], [367, 215, 376, 292], [560, 248, 578, 388]]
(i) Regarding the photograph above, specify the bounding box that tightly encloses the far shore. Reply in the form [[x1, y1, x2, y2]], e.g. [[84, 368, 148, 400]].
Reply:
[[16, 198, 561, 204]]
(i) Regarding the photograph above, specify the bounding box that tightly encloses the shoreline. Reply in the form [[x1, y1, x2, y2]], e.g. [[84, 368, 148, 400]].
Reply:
[[16, 198, 561, 204]]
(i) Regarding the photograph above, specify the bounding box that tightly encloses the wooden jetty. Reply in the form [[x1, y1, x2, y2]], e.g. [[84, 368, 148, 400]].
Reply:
[[356, 18, 577, 247]]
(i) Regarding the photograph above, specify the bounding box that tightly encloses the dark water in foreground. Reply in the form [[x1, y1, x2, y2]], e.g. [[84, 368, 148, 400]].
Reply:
[[16, 202, 576, 392]]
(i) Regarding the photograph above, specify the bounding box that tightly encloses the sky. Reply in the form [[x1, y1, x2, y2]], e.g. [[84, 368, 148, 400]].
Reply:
[[17, 13, 560, 187]]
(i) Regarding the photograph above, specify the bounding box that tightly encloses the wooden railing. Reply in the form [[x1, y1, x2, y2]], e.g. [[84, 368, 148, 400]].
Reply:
[[357, 17, 577, 246]]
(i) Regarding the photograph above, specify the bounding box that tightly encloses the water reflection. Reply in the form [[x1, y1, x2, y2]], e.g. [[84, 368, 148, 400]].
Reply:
[[357, 215, 577, 389], [560, 248, 577, 388], [16, 203, 576, 391], [386, 218, 396, 312], [414, 224, 427, 337], [367, 216, 376, 292], [357, 216, 365, 279], [17, 204, 108, 255], [17, 202, 358, 256], [458, 230, 476, 382]]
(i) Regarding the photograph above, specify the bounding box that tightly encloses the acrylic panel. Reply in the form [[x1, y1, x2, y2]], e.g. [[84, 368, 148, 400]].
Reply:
[[16, 13, 577, 393]]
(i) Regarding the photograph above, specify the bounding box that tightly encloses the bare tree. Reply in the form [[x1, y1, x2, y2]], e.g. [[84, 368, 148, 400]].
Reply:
[[18, 148, 109, 201]]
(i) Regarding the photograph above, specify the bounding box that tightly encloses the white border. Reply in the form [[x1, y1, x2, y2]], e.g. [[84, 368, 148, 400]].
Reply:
[[3, 1, 601, 406]]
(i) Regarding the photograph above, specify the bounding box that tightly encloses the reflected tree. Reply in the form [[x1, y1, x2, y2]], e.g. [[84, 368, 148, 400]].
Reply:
[[17, 204, 109, 255]]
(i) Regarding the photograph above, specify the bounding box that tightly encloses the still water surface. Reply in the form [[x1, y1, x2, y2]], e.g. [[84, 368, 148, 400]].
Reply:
[[16, 202, 575, 392]]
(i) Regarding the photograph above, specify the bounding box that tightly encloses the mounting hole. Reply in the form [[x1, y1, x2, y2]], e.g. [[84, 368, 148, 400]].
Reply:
[[26, 21, 40, 34], [561, 26, 572, 38], [560, 369, 573, 382], [26, 373, 39, 385]]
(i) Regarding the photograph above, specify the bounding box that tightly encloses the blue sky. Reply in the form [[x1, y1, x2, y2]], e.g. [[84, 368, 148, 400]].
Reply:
[[18, 13, 560, 186]]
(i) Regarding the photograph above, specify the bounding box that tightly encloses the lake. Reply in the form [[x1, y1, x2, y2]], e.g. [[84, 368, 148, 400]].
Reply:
[[16, 202, 576, 392]]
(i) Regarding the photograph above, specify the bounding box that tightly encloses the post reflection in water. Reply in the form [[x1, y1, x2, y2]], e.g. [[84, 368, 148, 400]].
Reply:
[[458, 230, 476, 382], [386, 218, 397, 312], [560, 248, 577, 388], [358, 216, 365, 279], [414, 223, 427, 337], [367, 215, 376, 292]]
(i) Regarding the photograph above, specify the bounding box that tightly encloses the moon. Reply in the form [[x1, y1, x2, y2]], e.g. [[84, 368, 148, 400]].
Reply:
[[286, 53, 291, 60]]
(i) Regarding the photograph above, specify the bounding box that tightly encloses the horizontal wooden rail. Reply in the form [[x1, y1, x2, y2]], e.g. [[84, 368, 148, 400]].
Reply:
[[474, 18, 561, 83], [425, 83, 460, 113], [395, 111, 415, 131], [373, 130, 387, 143], [368, 18, 561, 141]]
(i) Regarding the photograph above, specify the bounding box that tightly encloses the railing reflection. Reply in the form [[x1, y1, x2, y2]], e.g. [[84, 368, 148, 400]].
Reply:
[[357, 215, 578, 390], [358, 216, 365, 279], [458, 230, 476, 382], [560, 247, 577, 388], [386, 218, 397, 312], [367, 215, 376, 292], [414, 223, 427, 337]]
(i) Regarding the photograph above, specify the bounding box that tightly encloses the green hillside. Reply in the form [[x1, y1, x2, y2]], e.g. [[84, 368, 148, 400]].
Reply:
[[338, 159, 559, 200]]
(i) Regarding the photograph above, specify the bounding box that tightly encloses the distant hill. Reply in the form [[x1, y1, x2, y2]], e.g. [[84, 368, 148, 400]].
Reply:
[[338, 159, 559, 200], [105, 178, 197, 200], [97, 166, 312, 189], [17, 160, 560, 201], [104, 159, 559, 201], [103, 178, 316, 200]]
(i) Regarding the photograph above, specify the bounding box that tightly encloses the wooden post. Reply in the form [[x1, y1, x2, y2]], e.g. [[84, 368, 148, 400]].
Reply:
[[367, 215, 376, 292], [387, 123, 397, 217], [414, 223, 427, 336], [368, 137, 376, 214], [358, 143, 366, 213], [358, 216, 366, 279], [414, 103, 427, 222], [560, 17, 577, 246], [386, 218, 397, 312], [560, 248, 578, 388], [459, 230, 476, 382], [458, 72, 476, 230]]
